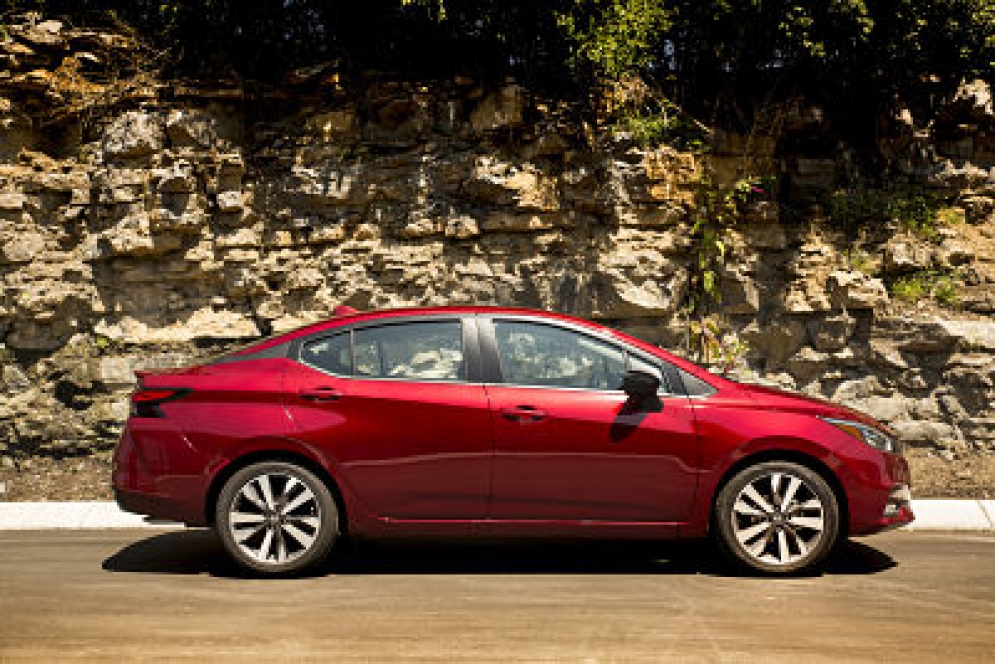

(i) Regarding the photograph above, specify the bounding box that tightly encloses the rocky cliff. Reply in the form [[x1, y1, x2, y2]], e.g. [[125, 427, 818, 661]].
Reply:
[[1, 17, 994, 477]]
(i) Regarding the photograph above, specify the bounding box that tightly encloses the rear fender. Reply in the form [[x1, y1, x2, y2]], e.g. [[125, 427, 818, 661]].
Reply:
[[206, 436, 380, 533]]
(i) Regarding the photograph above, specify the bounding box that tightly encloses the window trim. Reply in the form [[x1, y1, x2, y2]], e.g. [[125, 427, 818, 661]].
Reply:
[[478, 316, 686, 397], [293, 315, 482, 385]]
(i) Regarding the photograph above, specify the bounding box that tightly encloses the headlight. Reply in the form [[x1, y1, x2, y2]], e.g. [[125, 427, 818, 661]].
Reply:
[[819, 417, 899, 453]]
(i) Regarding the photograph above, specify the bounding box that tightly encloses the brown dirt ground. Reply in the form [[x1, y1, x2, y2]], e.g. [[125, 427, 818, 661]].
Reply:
[[0, 448, 993, 502]]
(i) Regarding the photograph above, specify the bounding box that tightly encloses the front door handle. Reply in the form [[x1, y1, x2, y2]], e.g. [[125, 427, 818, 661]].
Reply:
[[298, 387, 342, 402], [500, 405, 546, 423]]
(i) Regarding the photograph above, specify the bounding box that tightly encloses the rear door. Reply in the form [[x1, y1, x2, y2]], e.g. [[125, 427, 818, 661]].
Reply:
[[481, 317, 699, 523], [285, 317, 493, 520]]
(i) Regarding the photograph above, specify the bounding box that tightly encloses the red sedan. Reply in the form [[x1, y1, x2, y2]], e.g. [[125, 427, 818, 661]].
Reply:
[[113, 306, 913, 575]]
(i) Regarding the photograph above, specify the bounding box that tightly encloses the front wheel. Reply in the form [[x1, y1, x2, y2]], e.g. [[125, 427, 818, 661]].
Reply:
[[713, 461, 840, 575], [215, 461, 339, 575]]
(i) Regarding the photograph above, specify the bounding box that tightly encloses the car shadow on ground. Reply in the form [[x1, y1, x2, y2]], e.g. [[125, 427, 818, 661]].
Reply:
[[102, 529, 896, 579]]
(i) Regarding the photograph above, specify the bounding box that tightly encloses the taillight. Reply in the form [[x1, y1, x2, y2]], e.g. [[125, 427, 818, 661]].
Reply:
[[130, 387, 191, 418]]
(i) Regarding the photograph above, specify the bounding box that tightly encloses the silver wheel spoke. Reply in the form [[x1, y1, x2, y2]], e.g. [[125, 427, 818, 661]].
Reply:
[[257, 476, 276, 510], [282, 523, 316, 549], [790, 527, 809, 556], [781, 477, 802, 509], [275, 529, 288, 562], [231, 511, 266, 525], [282, 488, 316, 516], [288, 515, 320, 529], [743, 485, 774, 513], [789, 516, 824, 531], [257, 529, 274, 561], [280, 478, 301, 504], [746, 527, 772, 557], [241, 485, 268, 511], [734, 500, 766, 517], [770, 473, 782, 497], [777, 529, 790, 564], [736, 521, 769, 544], [236, 524, 265, 543], [798, 499, 822, 510]]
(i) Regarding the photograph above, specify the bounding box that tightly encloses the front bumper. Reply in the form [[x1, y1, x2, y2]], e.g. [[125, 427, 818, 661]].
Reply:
[[848, 452, 915, 535]]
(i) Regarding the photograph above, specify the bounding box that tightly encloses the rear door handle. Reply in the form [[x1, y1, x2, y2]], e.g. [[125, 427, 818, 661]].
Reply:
[[500, 405, 546, 423], [298, 387, 342, 402]]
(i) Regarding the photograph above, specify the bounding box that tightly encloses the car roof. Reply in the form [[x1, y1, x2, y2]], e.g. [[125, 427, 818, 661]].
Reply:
[[234, 305, 724, 387], [239, 306, 606, 355]]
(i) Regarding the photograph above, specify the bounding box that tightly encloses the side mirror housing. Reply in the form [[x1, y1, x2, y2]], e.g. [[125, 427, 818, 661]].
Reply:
[[621, 370, 661, 403]]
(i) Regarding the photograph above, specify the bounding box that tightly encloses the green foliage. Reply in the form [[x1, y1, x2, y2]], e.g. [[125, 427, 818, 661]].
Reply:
[[687, 174, 773, 312], [10, 1, 991, 116], [823, 188, 889, 235], [889, 269, 960, 306], [887, 190, 945, 241], [824, 188, 960, 241], [688, 316, 750, 374], [845, 247, 881, 276], [935, 206, 966, 227], [557, 0, 673, 80], [92, 334, 117, 353], [610, 98, 709, 151]]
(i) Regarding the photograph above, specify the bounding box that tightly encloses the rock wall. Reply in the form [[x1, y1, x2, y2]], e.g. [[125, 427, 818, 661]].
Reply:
[[1, 17, 995, 461]]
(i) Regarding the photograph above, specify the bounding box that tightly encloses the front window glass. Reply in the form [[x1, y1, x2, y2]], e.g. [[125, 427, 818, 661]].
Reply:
[[353, 321, 465, 382], [494, 321, 626, 389]]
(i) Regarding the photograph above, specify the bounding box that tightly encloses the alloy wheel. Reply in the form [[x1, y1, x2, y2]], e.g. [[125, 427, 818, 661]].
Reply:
[[730, 471, 825, 566], [227, 472, 322, 565]]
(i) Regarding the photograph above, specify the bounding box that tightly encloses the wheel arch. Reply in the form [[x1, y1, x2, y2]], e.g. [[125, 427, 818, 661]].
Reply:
[[707, 447, 850, 538], [204, 446, 348, 533]]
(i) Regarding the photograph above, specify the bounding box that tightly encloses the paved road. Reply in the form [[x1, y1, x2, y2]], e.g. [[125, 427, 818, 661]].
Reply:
[[0, 530, 992, 662]]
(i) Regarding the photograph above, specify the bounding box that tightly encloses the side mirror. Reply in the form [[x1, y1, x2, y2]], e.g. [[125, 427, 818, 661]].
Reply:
[[621, 370, 661, 404]]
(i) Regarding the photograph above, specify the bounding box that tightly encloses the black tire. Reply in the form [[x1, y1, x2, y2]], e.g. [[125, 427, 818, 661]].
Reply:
[[713, 460, 840, 575], [215, 460, 339, 576]]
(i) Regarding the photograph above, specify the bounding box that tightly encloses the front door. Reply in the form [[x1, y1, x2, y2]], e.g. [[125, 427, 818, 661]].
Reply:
[[286, 318, 492, 520], [483, 318, 698, 523]]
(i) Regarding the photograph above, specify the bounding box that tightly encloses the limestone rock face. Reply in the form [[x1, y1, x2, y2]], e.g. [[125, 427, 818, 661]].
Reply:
[[0, 16, 994, 459], [883, 238, 933, 273], [826, 270, 889, 309], [101, 111, 163, 160], [470, 84, 525, 133]]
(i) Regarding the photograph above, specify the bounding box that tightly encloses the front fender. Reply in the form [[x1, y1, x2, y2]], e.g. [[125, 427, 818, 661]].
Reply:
[[683, 433, 858, 539]]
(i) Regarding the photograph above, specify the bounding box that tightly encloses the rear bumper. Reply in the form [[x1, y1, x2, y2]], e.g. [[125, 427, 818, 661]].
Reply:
[[114, 488, 196, 524], [112, 420, 211, 526]]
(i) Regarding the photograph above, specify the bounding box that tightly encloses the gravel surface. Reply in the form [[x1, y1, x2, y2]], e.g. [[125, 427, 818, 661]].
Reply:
[[1, 448, 993, 502]]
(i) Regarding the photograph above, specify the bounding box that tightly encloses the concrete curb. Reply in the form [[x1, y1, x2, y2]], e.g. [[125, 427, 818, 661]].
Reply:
[[0, 501, 183, 530], [0, 498, 993, 531]]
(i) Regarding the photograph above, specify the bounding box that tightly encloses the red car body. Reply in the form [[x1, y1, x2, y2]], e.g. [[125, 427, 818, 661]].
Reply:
[[113, 306, 913, 541]]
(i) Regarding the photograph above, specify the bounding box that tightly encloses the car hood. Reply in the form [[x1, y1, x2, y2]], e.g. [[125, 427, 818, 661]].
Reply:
[[735, 382, 882, 427]]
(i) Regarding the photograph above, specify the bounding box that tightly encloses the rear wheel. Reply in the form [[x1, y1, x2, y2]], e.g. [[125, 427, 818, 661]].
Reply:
[[215, 461, 339, 575], [714, 461, 840, 575]]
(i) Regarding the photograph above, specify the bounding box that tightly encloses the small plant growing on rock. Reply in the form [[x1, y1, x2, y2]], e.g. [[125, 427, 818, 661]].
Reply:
[[845, 247, 881, 276], [824, 187, 955, 242], [889, 269, 960, 306], [93, 334, 118, 354], [687, 317, 750, 375]]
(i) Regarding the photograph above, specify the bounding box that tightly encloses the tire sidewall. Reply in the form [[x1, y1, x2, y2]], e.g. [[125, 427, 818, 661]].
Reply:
[[714, 461, 840, 575], [215, 461, 339, 576]]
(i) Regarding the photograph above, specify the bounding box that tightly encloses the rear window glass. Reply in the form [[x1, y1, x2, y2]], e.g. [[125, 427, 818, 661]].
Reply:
[[301, 321, 465, 382]]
